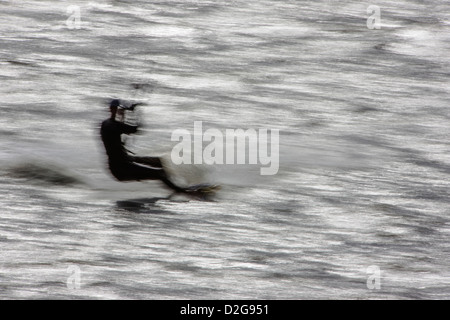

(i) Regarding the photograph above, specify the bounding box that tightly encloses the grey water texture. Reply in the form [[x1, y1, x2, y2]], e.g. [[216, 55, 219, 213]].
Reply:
[[0, 0, 449, 299]]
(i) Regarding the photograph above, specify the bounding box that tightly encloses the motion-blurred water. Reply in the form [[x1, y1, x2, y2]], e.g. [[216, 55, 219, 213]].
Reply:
[[0, 0, 449, 299]]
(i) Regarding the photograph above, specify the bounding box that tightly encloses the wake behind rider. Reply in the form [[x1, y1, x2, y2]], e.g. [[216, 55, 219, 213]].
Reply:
[[100, 99, 184, 192]]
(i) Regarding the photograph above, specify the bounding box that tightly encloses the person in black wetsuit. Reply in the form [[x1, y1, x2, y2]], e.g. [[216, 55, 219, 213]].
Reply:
[[100, 99, 184, 192]]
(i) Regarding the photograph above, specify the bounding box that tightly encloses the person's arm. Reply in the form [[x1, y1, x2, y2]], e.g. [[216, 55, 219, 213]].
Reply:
[[119, 122, 138, 135]]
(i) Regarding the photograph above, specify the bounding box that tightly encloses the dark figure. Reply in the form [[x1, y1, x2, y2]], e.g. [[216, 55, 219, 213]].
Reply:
[[100, 99, 184, 192]]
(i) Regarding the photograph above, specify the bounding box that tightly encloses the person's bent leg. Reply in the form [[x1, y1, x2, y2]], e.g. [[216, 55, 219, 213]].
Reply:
[[132, 156, 163, 168], [129, 162, 186, 193]]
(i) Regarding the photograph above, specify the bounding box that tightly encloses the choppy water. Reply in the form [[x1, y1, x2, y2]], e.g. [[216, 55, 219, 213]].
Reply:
[[0, 0, 449, 299]]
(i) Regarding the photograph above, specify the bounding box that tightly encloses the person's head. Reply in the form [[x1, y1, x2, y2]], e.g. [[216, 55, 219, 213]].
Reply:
[[109, 99, 124, 120]]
